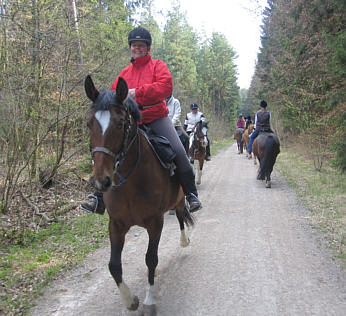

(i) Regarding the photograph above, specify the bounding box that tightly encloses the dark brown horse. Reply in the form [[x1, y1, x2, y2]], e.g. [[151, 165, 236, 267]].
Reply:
[[242, 123, 254, 157], [188, 120, 206, 185], [234, 128, 244, 154], [84, 75, 194, 315], [252, 133, 280, 188]]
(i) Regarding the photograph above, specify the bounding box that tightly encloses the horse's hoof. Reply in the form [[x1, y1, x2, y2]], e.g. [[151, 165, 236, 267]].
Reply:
[[127, 295, 139, 311], [143, 304, 157, 316], [266, 181, 271, 188], [180, 236, 190, 247]]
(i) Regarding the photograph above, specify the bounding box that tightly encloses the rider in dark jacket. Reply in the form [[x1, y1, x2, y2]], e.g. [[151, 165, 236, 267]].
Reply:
[[248, 100, 274, 158]]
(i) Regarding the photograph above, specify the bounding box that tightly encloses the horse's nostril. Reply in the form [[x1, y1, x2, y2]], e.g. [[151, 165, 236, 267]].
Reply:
[[104, 176, 112, 188]]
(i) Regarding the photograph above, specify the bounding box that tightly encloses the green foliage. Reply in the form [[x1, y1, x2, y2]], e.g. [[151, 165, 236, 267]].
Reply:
[[246, 0, 345, 172]]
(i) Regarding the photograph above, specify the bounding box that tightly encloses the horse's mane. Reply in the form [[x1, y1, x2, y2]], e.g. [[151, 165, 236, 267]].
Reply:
[[91, 90, 142, 123], [125, 97, 142, 122]]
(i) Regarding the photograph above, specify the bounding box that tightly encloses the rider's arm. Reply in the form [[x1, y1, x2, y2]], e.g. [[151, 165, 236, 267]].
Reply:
[[172, 99, 181, 126], [269, 112, 273, 130], [184, 114, 189, 131], [254, 114, 258, 129]]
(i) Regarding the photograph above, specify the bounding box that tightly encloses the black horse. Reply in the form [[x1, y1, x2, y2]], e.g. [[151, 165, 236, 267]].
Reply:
[[253, 133, 280, 188]]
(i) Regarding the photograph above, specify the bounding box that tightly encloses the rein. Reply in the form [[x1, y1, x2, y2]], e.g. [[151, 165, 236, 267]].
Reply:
[[112, 128, 141, 189]]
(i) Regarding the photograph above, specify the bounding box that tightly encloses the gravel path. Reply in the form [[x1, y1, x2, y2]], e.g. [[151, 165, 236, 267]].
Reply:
[[29, 143, 346, 316]]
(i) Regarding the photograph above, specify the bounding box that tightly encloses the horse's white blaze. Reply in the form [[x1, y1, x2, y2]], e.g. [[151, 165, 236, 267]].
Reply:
[[118, 282, 135, 309], [95, 110, 110, 135], [143, 285, 155, 306]]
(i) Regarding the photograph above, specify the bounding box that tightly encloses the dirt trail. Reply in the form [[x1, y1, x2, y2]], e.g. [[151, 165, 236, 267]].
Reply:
[[29, 143, 346, 316]]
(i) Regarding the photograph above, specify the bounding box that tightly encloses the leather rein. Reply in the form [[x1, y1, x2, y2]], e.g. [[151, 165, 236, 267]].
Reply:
[[90, 103, 141, 189]]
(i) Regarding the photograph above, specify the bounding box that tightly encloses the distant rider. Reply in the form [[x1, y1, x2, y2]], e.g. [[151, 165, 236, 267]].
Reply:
[[248, 100, 274, 158], [166, 94, 188, 148], [184, 103, 211, 161]]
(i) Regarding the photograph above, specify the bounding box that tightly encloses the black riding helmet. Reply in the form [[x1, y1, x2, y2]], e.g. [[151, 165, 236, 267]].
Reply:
[[190, 103, 198, 110], [260, 100, 267, 108], [128, 27, 152, 47]]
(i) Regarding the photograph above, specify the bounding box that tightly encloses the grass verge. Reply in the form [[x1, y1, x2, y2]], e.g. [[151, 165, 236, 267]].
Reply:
[[0, 213, 109, 315], [211, 138, 234, 156], [275, 148, 346, 268]]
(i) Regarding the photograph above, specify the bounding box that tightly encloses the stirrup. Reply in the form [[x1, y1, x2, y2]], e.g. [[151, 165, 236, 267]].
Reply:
[[187, 193, 202, 213], [80, 194, 98, 213]]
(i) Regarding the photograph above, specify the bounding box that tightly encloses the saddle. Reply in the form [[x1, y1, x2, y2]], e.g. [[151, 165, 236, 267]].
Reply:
[[139, 126, 176, 174], [259, 128, 274, 134]]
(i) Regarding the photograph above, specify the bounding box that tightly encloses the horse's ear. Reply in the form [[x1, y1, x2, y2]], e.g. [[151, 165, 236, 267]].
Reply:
[[85, 75, 99, 102], [116, 77, 128, 104]]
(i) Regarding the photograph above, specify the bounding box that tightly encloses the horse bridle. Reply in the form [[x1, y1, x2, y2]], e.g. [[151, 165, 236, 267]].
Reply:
[[193, 121, 205, 143], [90, 103, 141, 189]]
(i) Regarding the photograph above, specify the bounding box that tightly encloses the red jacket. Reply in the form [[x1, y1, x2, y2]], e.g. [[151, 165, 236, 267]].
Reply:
[[110, 54, 172, 124]]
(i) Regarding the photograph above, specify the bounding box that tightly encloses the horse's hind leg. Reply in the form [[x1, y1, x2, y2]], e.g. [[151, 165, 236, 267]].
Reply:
[[175, 200, 192, 247], [143, 217, 164, 315], [266, 170, 272, 188], [108, 220, 139, 311]]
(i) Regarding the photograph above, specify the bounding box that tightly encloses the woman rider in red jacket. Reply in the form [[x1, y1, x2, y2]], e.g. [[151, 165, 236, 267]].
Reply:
[[81, 27, 202, 214]]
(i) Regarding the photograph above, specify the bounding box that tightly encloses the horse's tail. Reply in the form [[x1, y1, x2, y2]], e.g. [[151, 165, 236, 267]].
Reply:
[[258, 135, 278, 180], [183, 205, 195, 227]]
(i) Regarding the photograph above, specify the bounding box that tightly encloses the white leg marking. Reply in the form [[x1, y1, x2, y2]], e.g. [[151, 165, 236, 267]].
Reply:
[[119, 282, 135, 309], [197, 169, 202, 185], [180, 229, 190, 247], [95, 110, 110, 135], [143, 285, 155, 306]]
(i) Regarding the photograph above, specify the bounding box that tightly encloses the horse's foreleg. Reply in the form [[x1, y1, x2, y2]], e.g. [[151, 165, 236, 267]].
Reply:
[[143, 217, 164, 314], [108, 220, 139, 311], [196, 160, 203, 185]]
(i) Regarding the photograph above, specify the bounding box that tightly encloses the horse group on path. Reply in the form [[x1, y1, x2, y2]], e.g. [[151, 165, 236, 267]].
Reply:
[[234, 122, 280, 188]]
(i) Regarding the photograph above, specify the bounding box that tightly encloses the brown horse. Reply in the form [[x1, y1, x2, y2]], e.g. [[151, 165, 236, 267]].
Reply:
[[233, 128, 244, 154], [188, 120, 206, 185], [252, 132, 280, 188], [242, 123, 254, 157], [84, 75, 194, 315]]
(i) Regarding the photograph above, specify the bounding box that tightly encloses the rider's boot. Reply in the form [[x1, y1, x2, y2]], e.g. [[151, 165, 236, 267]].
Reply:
[[80, 191, 106, 215], [177, 169, 202, 212]]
